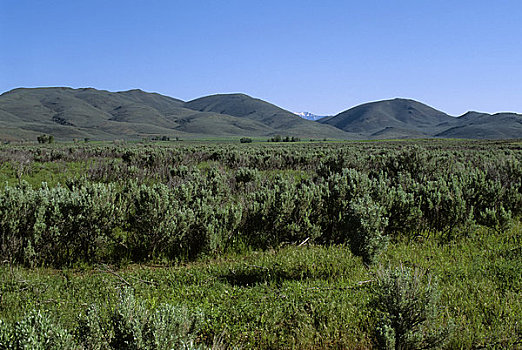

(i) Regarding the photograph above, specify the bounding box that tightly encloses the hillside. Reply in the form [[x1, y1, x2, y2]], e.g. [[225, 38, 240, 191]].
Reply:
[[0, 88, 350, 141], [0, 88, 521, 141], [320, 98, 454, 136], [436, 112, 522, 139], [184, 94, 351, 139], [0, 87, 186, 140], [320, 98, 522, 139]]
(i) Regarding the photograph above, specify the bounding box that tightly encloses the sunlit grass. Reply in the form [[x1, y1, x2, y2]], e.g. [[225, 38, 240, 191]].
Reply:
[[1, 222, 520, 348]]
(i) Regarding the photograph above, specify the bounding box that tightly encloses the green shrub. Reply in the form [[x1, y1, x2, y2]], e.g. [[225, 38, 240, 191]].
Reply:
[[125, 182, 179, 260], [371, 265, 451, 350], [417, 177, 472, 236], [76, 304, 109, 350], [243, 176, 322, 247], [321, 168, 375, 243], [0, 181, 123, 266], [77, 288, 205, 349], [150, 303, 204, 350], [234, 167, 259, 184], [0, 319, 10, 348], [381, 184, 422, 237], [346, 194, 389, 265], [1, 310, 75, 349]]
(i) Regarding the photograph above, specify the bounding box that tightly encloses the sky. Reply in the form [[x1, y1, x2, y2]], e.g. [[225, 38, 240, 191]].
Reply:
[[1, 0, 521, 116]]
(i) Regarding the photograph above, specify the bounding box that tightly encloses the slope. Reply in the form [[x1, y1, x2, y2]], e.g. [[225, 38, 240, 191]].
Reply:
[[320, 98, 455, 136], [184, 94, 352, 139], [436, 112, 522, 139], [0, 87, 192, 140]]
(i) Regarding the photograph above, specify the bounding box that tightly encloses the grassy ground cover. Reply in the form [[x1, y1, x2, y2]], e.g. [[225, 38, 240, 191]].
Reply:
[[1, 222, 520, 349], [0, 140, 521, 348]]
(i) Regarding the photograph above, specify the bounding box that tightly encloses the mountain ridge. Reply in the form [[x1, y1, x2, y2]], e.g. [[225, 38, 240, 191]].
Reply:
[[320, 98, 522, 139], [0, 87, 521, 141]]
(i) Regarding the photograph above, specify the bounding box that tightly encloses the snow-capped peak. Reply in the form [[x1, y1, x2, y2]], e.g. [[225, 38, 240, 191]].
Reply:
[[294, 112, 327, 121]]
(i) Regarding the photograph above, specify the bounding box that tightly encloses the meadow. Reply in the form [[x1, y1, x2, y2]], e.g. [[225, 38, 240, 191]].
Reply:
[[0, 139, 521, 349]]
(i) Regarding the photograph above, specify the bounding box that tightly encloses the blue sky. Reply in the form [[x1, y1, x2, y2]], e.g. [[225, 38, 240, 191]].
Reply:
[[1, 0, 521, 116]]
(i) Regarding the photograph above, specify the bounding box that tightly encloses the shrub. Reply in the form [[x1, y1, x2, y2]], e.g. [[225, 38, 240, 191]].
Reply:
[[346, 194, 389, 265], [234, 167, 259, 184], [371, 265, 452, 350], [125, 182, 179, 260], [1, 310, 75, 349], [150, 303, 205, 350], [381, 184, 422, 237], [77, 288, 205, 349], [0, 181, 123, 266], [243, 176, 322, 248], [37, 134, 54, 144], [417, 177, 471, 236], [76, 304, 109, 350]]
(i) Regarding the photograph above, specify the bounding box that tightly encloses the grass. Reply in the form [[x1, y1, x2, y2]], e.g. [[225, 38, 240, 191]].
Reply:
[[1, 222, 520, 349], [0, 140, 520, 348], [0, 160, 90, 188]]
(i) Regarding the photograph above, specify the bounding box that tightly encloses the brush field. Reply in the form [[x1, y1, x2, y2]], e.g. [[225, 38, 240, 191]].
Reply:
[[0, 139, 521, 349]]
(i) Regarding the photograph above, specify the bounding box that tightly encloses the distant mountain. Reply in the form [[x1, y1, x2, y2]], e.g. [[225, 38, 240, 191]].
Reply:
[[436, 112, 522, 139], [295, 112, 328, 121], [0, 88, 351, 141], [320, 98, 454, 136], [0, 88, 520, 141], [184, 94, 350, 139]]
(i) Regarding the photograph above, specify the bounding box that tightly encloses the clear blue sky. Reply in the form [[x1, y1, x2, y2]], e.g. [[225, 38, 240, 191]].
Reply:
[[1, 0, 521, 116]]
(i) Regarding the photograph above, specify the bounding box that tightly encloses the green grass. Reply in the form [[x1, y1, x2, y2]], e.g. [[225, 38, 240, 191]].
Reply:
[[0, 140, 521, 348], [1, 222, 520, 349], [0, 160, 89, 188]]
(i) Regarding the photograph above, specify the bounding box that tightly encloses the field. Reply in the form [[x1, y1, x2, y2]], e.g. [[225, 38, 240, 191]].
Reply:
[[0, 139, 521, 349]]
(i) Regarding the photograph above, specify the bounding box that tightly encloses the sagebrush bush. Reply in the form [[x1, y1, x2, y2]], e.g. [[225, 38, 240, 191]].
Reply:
[[347, 195, 389, 265], [77, 288, 205, 350], [0, 309, 75, 350], [1, 141, 521, 267], [371, 265, 452, 350]]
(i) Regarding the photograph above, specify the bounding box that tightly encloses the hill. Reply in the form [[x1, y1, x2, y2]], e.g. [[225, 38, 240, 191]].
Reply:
[[320, 98, 522, 139], [436, 112, 522, 139], [184, 94, 351, 139], [0, 87, 186, 140], [0, 88, 349, 141], [1, 88, 521, 141], [320, 98, 454, 136]]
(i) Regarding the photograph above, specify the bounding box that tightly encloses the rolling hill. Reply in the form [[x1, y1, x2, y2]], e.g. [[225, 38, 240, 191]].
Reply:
[[0, 87, 521, 141], [319, 98, 454, 136], [184, 94, 351, 139], [436, 112, 522, 139], [319, 98, 522, 139], [0, 88, 347, 141]]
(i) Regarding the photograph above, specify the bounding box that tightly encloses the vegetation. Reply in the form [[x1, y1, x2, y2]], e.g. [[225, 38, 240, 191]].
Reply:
[[3, 87, 520, 142], [0, 139, 521, 348], [0, 88, 349, 142], [37, 134, 54, 144], [371, 265, 452, 349], [268, 135, 301, 142]]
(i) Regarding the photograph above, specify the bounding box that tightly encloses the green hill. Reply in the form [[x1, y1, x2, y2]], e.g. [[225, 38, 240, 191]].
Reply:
[[436, 112, 522, 139], [320, 98, 522, 139], [320, 98, 454, 135], [0, 88, 351, 141], [184, 93, 353, 139], [1, 88, 521, 141]]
